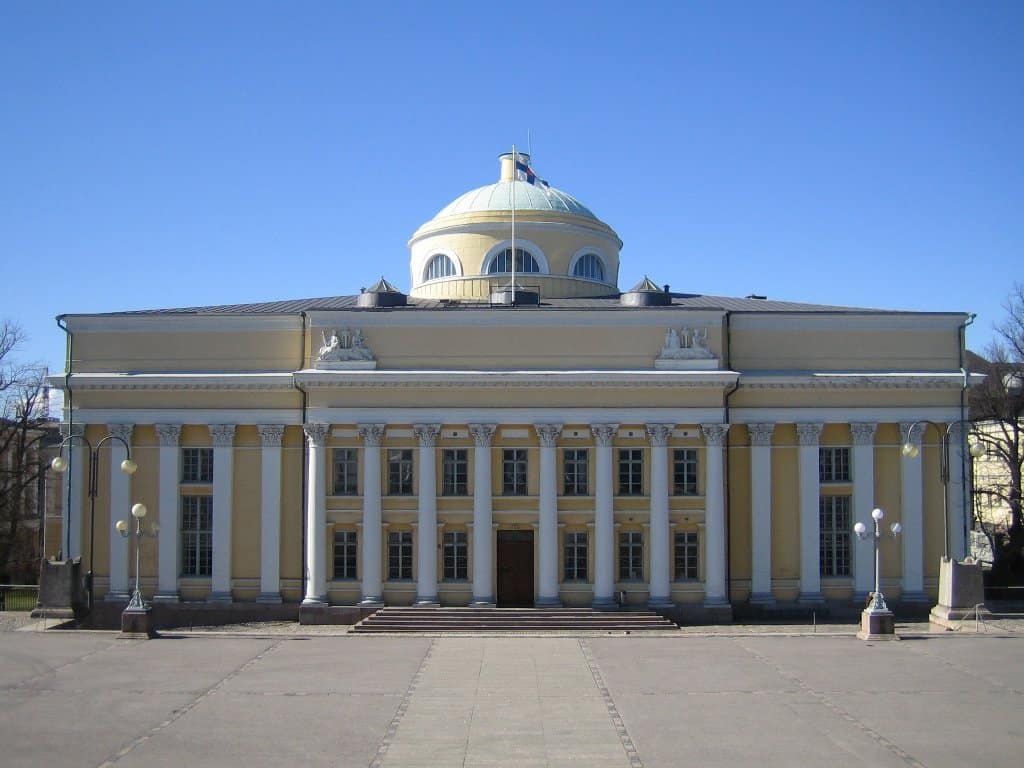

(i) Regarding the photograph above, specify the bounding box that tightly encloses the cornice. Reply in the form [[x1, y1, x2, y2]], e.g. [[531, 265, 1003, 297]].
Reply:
[[293, 369, 740, 389], [55, 373, 295, 392], [739, 372, 968, 390], [62, 315, 303, 333]]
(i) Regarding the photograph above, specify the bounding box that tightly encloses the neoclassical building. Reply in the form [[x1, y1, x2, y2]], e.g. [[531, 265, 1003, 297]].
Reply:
[[50, 152, 976, 619]]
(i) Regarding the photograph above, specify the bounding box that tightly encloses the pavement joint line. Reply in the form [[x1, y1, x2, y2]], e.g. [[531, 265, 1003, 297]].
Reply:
[[94, 637, 284, 768], [905, 641, 1024, 696], [6, 637, 119, 693], [734, 637, 928, 768], [579, 639, 645, 768], [367, 637, 436, 768]]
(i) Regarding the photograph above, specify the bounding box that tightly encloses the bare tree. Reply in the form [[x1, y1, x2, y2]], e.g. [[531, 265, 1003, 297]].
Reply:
[[971, 284, 1024, 586]]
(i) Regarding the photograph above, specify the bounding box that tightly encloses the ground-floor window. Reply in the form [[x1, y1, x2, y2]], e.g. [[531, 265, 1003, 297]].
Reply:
[[388, 530, 413, 580], [819, 495, 851, 576], [674, 531, 699, 580], [619, 530, 643, 581], [564, 531, 588, 581], [333, 530, 357, 580], [443, 530, 468, 580], [181, 495, 212, 576]]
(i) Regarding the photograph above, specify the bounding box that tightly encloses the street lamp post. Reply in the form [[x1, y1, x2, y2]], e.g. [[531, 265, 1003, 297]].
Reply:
[[854, 507, 903, 640], [116, 502, 158, 638], [51, 433, 138, 612]]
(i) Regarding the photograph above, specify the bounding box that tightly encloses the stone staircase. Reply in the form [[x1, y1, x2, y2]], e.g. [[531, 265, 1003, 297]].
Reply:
[[352, 607, 679, 633]]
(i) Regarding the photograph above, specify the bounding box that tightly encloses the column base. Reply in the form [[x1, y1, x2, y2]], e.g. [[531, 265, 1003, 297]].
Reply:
[[856, 608, 900, 640], [256, 592, 283, 604], [535, 596, 562, 608], [152, 592, 180, 604], [301, 596, 327, 607], [900, 590, 929, 603], [703, 595, 730, 608], [592, 596, 617, 610], [359, 596, 385, 607], [797, 592, 825, 605], [469, 599, 496, 608], [647, 595, 674, 609], [104, 591, 131, 602], [207, 592, 233, 604], [748, 592, 776, 606], [414, 596, 440, 607]]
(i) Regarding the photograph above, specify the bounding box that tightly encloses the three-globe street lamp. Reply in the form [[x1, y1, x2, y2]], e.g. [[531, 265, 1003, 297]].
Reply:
[[51, 433, 138, 611], [116, 502, 158, 612], [854, 507, 902, 639]]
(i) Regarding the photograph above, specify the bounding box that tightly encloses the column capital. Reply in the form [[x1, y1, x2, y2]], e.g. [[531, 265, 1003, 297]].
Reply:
[[155, 423, 182, 446], [534, 423, 563, 447], [413, 423, 441, 447], [700, 423, 729, 446], [257, 424, 286, 447], [468, 423, 497, 447], [358, 423, 386, 446], [645, 423, 674, 447], [303, 422, 331, 447], [210, 424, 237, 447], [850, 422, 877, 445], [107, 424, 135, 443], [747, 423, 774, 446], [795, 423, 824, 446], [591, 423, 619, 446], [900, 421, 923, 447]]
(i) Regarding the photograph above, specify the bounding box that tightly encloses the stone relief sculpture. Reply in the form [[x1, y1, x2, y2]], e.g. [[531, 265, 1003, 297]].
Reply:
[[658, 326, 713, 360], [316, 328, 374, 364]]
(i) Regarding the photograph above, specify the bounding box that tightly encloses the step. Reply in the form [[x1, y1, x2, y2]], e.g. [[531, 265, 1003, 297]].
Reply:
[[352, 607, 679, 633]]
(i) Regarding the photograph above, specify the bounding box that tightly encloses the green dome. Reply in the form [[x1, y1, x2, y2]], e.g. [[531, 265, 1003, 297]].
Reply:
[[432, 180, 598, 221]]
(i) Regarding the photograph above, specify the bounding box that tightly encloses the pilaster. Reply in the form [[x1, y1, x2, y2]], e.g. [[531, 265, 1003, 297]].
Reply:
[[535, 423, 563, 607], [154, 423, 182, 602], [303, 423, 330, 606], [256, 424, 285, 603], [796, 423, 825, 604], [748, 423, 775, 605], [358, 424, 385, 606], [646, 423, 674, 608], [700, 424, 729, 607], [208, 424, 236, 603], [468, 423, 497, 607], [413, 423, 441, 606], [591, 423, 618, 608]]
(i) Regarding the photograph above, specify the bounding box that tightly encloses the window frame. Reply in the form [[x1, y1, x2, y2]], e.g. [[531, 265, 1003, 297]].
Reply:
[[502, 448, 529, 496], [564, 530, 589, 582], [181, 447, 213, 484], [333, 530, 358, 580], [618, 530, 644, 581], [423, 253, 458, 281], [387, 449, 414, 496], [562, 448, 589, 496], [618, 448, 644, 496], [672, 448, 699, 496], [181, 494, 213, 577], [819, 447, 851, 483], [333, 448, 359, 496], [819, 495, 852, 577], [388, 530, 414, 580], [442, 530, 468, 581], [487, 247, 541, 275], [674, 530, 699, 581], [571, 252, 606, 281], [441, 448, 469, 496]]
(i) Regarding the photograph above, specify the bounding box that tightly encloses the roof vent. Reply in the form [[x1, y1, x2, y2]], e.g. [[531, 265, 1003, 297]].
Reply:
[[621, 276, 672, 307], [357, 277, 408, 308], [745, 294, 767, 300], [490, 280, 539, 306]]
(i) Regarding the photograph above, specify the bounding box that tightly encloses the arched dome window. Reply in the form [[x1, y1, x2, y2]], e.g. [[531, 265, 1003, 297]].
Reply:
[[487, 248, 541, 274], [424, 253, 457, 281], [572, 253, 606, 281]]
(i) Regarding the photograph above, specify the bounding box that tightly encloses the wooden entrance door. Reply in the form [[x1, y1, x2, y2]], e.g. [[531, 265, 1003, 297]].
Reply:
[[496, 530, 534, 607]]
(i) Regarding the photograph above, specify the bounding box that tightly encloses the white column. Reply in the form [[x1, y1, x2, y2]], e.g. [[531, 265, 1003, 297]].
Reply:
[[748, 423, 775, 605], [209, 424, 236, 602], [900, 422, 927, 601], [303, 423, 330, 606], [257, 425, 285, 603], [469, 424, 496, 606], [535, 423, 563, 607], [359, 424, 385, 606], [797, 423, 825, 604], [646, 423, 674, 608], [591, 424, 618, 608], [851, 423, 877, 599], [106, 424, 134, 600], [413, 423, 440, 606], [947, 422, 969, 561], [60, 424, 85, 559], [701, 424, 729, 607], [154, 424, 182, 602]]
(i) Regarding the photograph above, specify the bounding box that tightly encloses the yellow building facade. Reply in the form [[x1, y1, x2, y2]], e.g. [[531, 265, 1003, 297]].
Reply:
[[50, 153, 976, 619]]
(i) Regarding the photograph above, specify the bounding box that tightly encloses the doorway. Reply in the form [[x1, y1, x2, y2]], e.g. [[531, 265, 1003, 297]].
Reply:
[[496, 529, 534, 607]]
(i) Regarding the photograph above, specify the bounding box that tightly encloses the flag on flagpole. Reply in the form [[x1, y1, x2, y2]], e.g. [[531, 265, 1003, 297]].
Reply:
[[514, 156, 549, 188]]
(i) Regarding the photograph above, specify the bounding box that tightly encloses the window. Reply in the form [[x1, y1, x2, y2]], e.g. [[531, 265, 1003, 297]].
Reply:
[[443, 531, 468, 580], [487, 247, 541, 274], [388, 530, 413, 580], [618, 449, 643, 495], [333, 448, 358, 496], [563, 449, 589, 496], [572, 253, 605, 281], [502, 449, 528, 495], [424, 253, 457, 281], [442, 449, 468, 496], [819, 496, 851, 576], [564, 531, 588, 581], [181, 495, 212, 576], [819, 447, 851, 483], [182, 448, 213, 483], [673, 449, 699, 496], [674, 531, 699, 580], [619, 531, 643, 581], [333, 530, 358, 580], [387, 449, 414, 495]]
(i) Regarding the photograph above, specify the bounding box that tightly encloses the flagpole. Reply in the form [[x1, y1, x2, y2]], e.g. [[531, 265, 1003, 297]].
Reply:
[[511, 143, 516, 304]]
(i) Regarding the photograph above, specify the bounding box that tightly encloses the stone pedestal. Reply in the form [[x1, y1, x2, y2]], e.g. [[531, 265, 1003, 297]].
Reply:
[[119, 607, 157, 639], [857, 608, 899, 641], [930, 556, 991, 630], [31, 558, 85, 620]]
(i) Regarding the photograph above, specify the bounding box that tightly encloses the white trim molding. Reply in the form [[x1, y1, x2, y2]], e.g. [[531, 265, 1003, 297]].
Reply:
[[740, 372, 971, 390], [52, 373, 295, 391], [294, 369, 740, 389]]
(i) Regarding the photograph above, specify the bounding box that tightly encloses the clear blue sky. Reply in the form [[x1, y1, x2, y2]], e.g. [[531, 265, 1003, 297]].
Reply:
[[2, 2, 1021, 376]]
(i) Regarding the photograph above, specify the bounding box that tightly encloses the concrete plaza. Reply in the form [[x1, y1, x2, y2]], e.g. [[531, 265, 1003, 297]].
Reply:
[[0, 623, 1021, 767]]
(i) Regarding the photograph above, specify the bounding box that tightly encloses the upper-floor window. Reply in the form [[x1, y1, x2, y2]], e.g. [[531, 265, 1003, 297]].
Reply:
[[333, 448, 358, 496], [502, 449, 528, 495], [182, 448, 213, 484], [618, 449, 643, 495], [673, 449, 699, 496], [442, 449, 468, 496], [333, 530, 358, 580], [424, 253, 457, 281], [572, 253, 605, 281], [819, 448, 851, 483], [387, 449, 414, 495], [563, 449, 589, 496], [487, 247, 541, 274]]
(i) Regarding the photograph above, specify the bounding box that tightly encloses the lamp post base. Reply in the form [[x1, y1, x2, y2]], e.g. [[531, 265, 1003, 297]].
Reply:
[[119, 606, 157, 639], [856, 608, 900, 641]]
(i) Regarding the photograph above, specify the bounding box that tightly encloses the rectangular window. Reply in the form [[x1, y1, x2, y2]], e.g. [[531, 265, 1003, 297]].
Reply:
[[819, 495, 852, 576], [819, 447, 851, 483], [181, 448, 213, 483], [333, 530, 358, 580], [388, 530, 413, 580], [442, 449, 468, 496], [387, 449, 414, 495], [564, 531, 588, 581], [333, 448, 359, 496], [181, 495, 212, 576], [563, 449, 589, 496], [442, 531, 468, 580], [618, 530, 643, 581], [502, 449, 528, 495], [672, 449, 699, 496], [618, 449, 643, 495], [674, 531, 699, 580]]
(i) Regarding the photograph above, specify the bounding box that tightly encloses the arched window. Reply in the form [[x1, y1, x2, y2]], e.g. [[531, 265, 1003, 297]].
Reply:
[[572, 253, 605, 281], [424, 253, 457, 281], [487, 248, 541, 274]]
